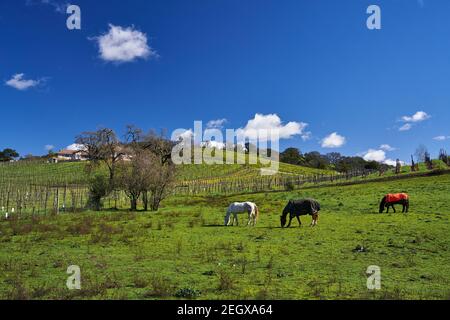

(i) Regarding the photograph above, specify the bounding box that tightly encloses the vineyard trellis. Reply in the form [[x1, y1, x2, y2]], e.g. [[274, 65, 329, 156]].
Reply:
[[0, 159, 378, 215], [173, 169, 377, 196]]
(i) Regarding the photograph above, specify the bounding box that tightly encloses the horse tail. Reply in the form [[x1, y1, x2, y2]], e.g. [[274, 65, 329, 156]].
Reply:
[[255, 206, 259, 221]]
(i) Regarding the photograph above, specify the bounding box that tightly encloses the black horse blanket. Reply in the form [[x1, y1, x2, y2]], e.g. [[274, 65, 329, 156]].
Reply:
[[287, 199, 321, 215]]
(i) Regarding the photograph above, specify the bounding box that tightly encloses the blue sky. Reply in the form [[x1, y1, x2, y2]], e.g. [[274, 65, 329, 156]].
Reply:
[[1, 0, 449, 164]]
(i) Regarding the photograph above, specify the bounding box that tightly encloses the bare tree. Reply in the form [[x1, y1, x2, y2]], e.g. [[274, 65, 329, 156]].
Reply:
[[119, 126, 177, 211], [141, 129, 175, 165], [145, 159, 176, 211], [415, 144, 428, 163], [116, 149, 155, 211], [76, 128, 124, 185]]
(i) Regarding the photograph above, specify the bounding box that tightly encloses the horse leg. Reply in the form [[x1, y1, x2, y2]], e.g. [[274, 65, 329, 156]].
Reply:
[[386, 206, 390, 213], [296, 216, 302, 227], [235, 213, 239, 226], [311, 213, 319, 226], [286, 216, 293, 228], [392, 205, 396, 213]]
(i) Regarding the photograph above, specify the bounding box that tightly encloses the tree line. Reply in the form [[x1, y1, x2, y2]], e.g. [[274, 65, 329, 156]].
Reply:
[[280, 146, 450, 173], [279, 148, 389, 172]]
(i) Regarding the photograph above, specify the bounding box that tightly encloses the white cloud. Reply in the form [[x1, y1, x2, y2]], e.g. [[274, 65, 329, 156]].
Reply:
[[363, 149, 386, 162], [402, 111, 430, 123], [398, 111, 431, 131], [236, 114, 308, 141], [399, 123, 412, 131], [321, 132, 346, 148], [65, 143, 86, 151], [380, 144, 396, 151], [433, 136, 450, 141], [44, 145, 55, 151], [94, 24, 157, 63], [384, 159, 400, 167], [301, 131, 312, 141], [363, 148, 404, 166], [207, 119, 227, 129], [5, 73, 41, 90]]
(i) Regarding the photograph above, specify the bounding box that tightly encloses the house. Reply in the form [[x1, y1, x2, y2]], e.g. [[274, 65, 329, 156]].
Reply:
[[55, 149, 89, 162]]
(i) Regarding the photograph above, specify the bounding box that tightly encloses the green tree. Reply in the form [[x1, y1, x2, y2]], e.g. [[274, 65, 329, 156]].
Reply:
[[0, 148, 19, 162], [280, 148, 303, 165]]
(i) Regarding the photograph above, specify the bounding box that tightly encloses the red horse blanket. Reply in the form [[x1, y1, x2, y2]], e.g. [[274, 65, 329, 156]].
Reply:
[[386, 193, 409, 203]]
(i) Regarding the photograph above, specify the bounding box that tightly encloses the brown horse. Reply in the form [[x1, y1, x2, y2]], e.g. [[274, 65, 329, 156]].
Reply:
[[379, 193, 409, 213]]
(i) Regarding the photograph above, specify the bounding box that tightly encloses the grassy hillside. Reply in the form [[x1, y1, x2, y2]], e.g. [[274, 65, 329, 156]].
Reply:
[[0, 173, 448, 299], [0, 158, 333, 186]]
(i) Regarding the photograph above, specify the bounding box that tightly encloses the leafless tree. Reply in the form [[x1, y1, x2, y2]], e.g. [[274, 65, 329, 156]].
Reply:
[[116, 149, 155, 211], [119, 126, 177, 211], [76, 128, 124, 185], [145, 158, 176, 211], [141, 129, 175, 165], [415, 144, 428, 163]]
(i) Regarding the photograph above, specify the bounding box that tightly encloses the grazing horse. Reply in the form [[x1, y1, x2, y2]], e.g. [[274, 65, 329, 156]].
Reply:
[[379, 193, 409, 213], [225, 202, 259, 226], [280, 199, 321, 228]]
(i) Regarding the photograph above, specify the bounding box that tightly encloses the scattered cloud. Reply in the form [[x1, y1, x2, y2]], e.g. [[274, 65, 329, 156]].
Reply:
[[399, 123, 412, 132], [433, 135, 450, 141], [65, 143, 86, 151], [401, 111, 430, 123], [207, 119, 227, 129], [236, 114, 308, 141], [363, 148, 403, 166], [398, 111, 431, 132], [321, 132, 346, 148], [380, 144, 396, 151], [5, 73, 42, 90], [384, 159, 404, 167], [93, 24, 157, 63], [26, 0, 69, 14], [44, 145, 55, 151], [363, 149, 387, 162], [301, 131, 312, 141]]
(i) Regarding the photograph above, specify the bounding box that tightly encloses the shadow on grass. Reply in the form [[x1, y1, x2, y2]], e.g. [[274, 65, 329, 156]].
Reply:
[[202, 224, 227, 228]]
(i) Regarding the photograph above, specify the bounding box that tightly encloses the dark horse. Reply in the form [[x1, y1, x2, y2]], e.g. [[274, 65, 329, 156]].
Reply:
[[379, 193, 409, 213], [280, 199, 321, 227]]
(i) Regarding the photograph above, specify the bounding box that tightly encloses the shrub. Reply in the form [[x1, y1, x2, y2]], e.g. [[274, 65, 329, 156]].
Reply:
[[175, 287, 201, 299], [217, 270, 234, 291], [86, 174, 110, 211]]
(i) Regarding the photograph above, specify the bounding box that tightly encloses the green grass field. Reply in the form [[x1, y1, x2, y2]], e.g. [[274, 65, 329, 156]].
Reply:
[[0, 172, 449, 300]]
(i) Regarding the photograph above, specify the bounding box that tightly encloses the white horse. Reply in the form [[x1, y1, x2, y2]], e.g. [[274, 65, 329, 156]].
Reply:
[[224, 202, 259, 226]]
